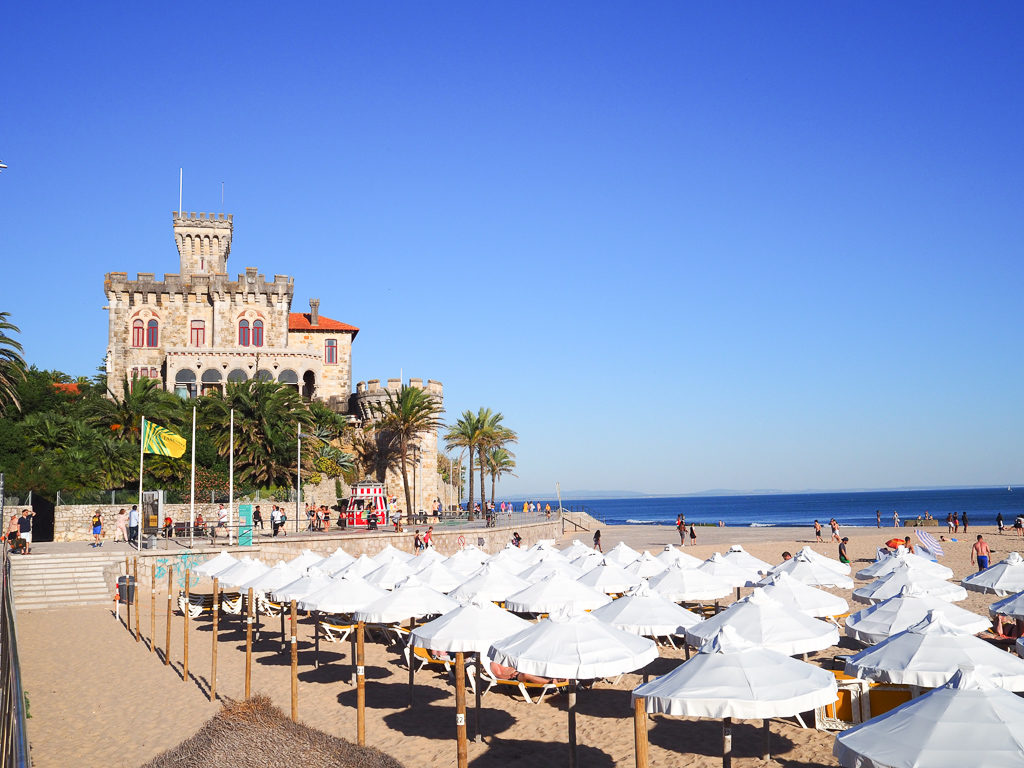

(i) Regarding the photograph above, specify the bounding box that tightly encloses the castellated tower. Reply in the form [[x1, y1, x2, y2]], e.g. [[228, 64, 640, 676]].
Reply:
[[173, 211, 233, 276]]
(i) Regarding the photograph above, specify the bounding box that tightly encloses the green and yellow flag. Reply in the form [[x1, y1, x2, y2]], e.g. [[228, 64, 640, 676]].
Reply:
[[141, 420, 187, 458]]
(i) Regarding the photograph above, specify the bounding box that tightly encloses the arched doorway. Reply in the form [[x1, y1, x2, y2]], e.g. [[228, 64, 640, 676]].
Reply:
[[174, 369, 197, 399], [200, 369, 223, 396], [302, 371, 316, 399], [278, 369, 298, 392]]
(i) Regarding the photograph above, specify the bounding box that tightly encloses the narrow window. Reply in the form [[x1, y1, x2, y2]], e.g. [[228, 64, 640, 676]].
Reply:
[[238, 319, 250, 347], [190, 320, 205, 346], [146, 319, 159, 347], [132, 320, 144, 347], [325, 338, 337, 364], [252, 319, 264, 347]]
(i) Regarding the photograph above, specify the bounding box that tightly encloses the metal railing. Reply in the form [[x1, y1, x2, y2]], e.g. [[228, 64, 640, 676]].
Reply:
[[0, 547, 30, 767]]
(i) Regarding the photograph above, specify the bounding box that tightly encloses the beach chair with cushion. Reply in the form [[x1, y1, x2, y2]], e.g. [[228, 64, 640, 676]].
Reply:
[[219, 592, 244, 614], [403, 644, 455, 675], [256, 593, 283, 617], [320, 619, 356, 644], [178, 592, 215, 618], [466, 662, 569, 705]]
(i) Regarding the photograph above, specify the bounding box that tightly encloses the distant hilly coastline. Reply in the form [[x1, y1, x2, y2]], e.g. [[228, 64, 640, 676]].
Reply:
[[518, 484, 1019, 500]]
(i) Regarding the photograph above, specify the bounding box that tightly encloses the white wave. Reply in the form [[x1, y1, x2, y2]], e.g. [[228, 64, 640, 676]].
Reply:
[[624, 519, 662, 525], [748, 523, 776, 527]]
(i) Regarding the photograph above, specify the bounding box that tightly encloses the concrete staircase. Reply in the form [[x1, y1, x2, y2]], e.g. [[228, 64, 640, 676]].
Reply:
[[9, 552, 124, 610]]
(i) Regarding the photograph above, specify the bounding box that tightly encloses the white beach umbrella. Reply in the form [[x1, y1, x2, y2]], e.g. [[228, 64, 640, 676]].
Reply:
[[758, 571, 849, 618], [685, 589, 840, 657], [409, 547, 447, 571], [989, 589, 1024, 620], [855, 550, 954, 581], [962, 552, 1024, 596], [488, 609, 658, 766], [834, 667, 1024, 768], [561, 539, 594, 560], [852, 563, 968, 605], [790, 546, 851, 575], [444, 545, 488, 575], [315, 547, 357, 575], [698, 552, 760, 589], [633, 625, 839, 767], [214, 556, 270, 589], [575, 558, 644, 595], [486, 545, 532, 570], [626, 551, 668, 579], [355, 576, 459, 623], [521, 540, 563, 565], [634, 625, 838, 717], [298, 574, 386, 613], [239, 561, 301, 593], [845, 586, 990, 646], [722, 544, 773, 576], [589, 583, 702, 638], [194, 552, 238, 577], [271, 568, 334, 602], [287, 549, 326, 572], [340, 554, 382, 579], [373, 543, 416, 565], [570, 550, 605, 573], [411, 560, 463, 593], [648, 561, 732, 602], [363, 559, 416, 591], [517, 557, 583, 583], [411, 598, 531, 656], [503, 572, 611, 614], [603, 541, 642, 567], [845, 611, 1024, 690], [655, 545, 703, 570], [448, 562, 531, 604], [763, 552, 855, 589]]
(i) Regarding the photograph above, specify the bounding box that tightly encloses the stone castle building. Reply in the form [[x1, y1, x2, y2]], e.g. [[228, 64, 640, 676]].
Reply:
[[103, 210, 455, 512]]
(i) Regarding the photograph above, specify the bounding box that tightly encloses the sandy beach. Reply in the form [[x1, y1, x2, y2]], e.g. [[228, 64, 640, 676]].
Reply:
[[17, 521, 1014, 768]]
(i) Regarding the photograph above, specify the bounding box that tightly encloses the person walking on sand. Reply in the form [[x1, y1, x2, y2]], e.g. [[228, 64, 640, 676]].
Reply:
[[90, 510, 103, 548], [689, 524, 697, 546], [830, 519, 841, 543], [893, 510, 900, 528], [113, 508, 128, 542], [996, 512, 1004, 535], [17, 509, 35, 555], [677, 515, 686, 546], [946, 512, 954, 532], [972, 534, 991, 571], [961, 511, 968, 534], [838, 537, 850, 564], [876, 510, 881, 528], [593, 529, 602, 553], [953, 512, 959, 534], [1016, 514, 1024, 539], [814, 520, 823, 543]]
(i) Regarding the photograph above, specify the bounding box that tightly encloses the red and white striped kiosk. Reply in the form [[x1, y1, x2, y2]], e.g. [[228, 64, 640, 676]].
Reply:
[[345, 481, 391, 528]]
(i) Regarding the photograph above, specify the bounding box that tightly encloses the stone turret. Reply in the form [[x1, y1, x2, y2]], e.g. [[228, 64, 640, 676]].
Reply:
[[173, 211, 233, 276]]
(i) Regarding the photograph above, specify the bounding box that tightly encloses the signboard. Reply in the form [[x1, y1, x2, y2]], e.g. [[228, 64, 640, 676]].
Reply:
[[237, 504, 253, 546]]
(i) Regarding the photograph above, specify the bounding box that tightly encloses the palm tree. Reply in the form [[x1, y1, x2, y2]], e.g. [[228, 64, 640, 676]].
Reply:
[[445, 410, 484, 521], [372, 386, 444, 520], [474, 409, 517, 515], [0, 312, 26, 415], [483, 446, 517, 505], [86, 375, 185, 440], [351, 427, 401, 483], [201, 379, 313, 488]]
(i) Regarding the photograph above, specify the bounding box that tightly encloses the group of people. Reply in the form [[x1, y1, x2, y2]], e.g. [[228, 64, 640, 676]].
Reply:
[[813, 518, 843, 543], [6, 509, 36, 554], [995, 512, 1024, 537], [412, 526, 433, 553], [675, 515, 696, 546], [945, 511, 969, 533]]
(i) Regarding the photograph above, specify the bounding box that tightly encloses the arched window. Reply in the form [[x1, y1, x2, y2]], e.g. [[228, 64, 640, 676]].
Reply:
[[252, 319, 264, 347], [325, 338, 337, 364], [132, 320, 144, 347], [146, 320, 159, 347], [255, 370, 273, 382], [227, 369, 248, 383], [190, 320, 205, 346], [238, 319, 250, 347], [174, 369, 196, 399], [201, 369, 223, 396]]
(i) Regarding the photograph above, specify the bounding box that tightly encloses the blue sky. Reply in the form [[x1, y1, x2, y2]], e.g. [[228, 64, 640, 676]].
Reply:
[[2, 2, 1022, 496]]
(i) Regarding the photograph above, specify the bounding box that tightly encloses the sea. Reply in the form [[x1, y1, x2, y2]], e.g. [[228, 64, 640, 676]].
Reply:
[[527, 487, 1022, 529]]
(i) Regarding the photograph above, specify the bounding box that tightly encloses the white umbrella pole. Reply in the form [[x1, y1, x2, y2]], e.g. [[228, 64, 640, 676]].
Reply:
[[723, 717, 732, 768], [568, 680, 578, 768], [633, 697, 649, 768], [407, 616, 415, 708], [228, 409, 234, 545]]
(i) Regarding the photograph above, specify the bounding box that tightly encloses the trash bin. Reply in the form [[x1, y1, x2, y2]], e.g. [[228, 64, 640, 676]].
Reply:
[[117, 576, 136, 604], [141, 534, 156, 550]]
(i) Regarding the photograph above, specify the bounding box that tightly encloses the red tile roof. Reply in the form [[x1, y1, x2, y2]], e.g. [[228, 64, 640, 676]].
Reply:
[[288, 313, 359, 337]]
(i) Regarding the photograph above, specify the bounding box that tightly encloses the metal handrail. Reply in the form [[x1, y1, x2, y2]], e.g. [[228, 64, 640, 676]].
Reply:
[[0, 546, 30, 767]]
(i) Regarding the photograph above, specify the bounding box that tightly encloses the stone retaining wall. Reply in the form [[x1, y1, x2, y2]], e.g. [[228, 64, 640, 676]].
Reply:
[[53, 503, 226, 542]]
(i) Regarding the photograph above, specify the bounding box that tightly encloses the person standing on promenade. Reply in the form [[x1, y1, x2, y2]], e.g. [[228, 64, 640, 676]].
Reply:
[[128, 505, 139, 546], [961, 511, 968, 534], [90, 510, 103, 548], [270, 506, 281, 537], [113, 508, 128, 542], [996, 512, 1004, 534], [593, 529, 602, 553], [423, 526, 433, 549], [253, 505, 264, 532], [216, 503, 228, 540], [838, 537, 850, 564], [893, 510, 900, 528], [814, 520, 823, 543], [972, 535, 991, 571], [413, 530, 423, 554], [689, 524, 697, 546], [17, 509, 35, 555], [876, 510, 881, 528]]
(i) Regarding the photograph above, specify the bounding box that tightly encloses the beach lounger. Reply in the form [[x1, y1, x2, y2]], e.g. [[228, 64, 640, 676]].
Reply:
[[466, 663, 569, 705], [178, 592, 215, 618], [256, 594, 283, 616], [403, 644, 454, 674], [321, 619, 356, 644]]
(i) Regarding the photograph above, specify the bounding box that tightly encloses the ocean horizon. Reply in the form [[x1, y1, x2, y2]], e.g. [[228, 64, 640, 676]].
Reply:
[[520, 486, 1021, 528]]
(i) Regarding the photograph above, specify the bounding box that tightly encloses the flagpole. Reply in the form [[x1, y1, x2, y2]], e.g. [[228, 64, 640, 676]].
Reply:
[[229, 408, 234, 546], [296, 424, 301, 534], [138, 417, 145, 552], [189, 406, 196, 549]]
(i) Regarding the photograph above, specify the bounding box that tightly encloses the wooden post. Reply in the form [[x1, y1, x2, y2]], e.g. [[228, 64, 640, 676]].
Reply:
[[150, 561, 156, 652], [290, 599, 298, 722], [183, 569, 190, 682], [125, 557, 132, 633], [454, 652, 468, 768], [723, 717, 733, 768], [474, 655, 482, 743], [211, 577, 219, 701], [356, 621, 366, 745], [736, 586, 741, 601], [314, 612, 320, 669], [164, 564, 173, 666], [245, 588, 253, 699], [134, 558, 140, 642], [407, 616, 416, 708], [633, 697, 649, 768], [762, 718, 771, 762], [350, 632, 358, 685], [568, 680, 579, 768]]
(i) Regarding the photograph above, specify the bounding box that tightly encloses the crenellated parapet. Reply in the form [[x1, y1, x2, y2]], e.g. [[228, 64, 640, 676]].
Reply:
[[352, 377, 444, 422], [104, 269, 295, 307]]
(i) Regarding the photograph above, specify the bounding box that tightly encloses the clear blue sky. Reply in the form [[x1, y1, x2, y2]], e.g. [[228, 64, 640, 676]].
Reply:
[[2, 2, 1022, 496]]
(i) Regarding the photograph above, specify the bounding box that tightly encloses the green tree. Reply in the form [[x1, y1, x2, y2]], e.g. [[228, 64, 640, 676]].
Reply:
[[0, 312, 26, 415], [372, 386, 444, 519], [483, 446, 517, 505], [86, 375, 185, 441], [472, 408, 516, 514], [445, 410, 485, 521]]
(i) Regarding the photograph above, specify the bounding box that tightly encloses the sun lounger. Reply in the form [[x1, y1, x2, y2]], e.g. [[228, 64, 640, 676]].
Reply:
[[320, 619, 356, 644], [465, 662, 569, 704], [403, 644, 454, 674]]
